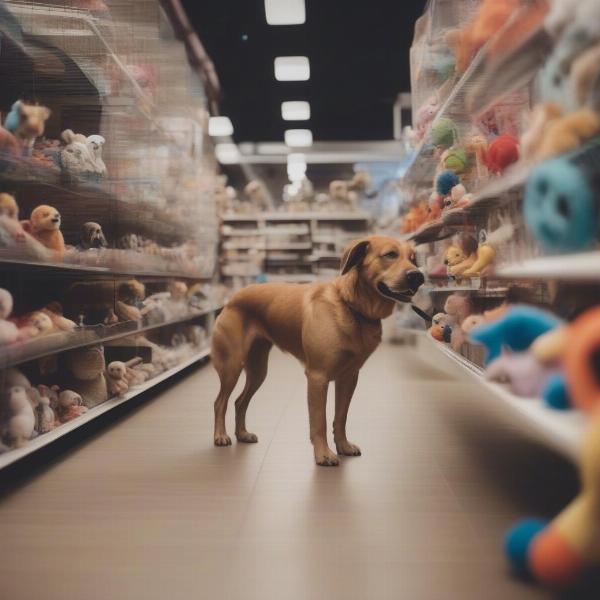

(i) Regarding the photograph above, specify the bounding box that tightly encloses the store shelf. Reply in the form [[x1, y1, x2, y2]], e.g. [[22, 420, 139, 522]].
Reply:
[[0, 305, 222, 370], [423, 281, 508, 297], [496, 252, 600, 282], [425, 336, 584, 461], [0, 346, 212, 470], [222, 212, 371, 222], [265, 274, 316, 283], [0, 249, 214, 279]]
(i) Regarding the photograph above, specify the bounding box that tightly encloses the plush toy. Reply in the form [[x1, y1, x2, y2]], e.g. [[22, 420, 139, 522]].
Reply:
[[86, 135, 107, 176], [0, 288, 19, 345], [0, 125, 20, 158], [505, 410, 600, 587], [59, 129, 104, 178], [435, 170, 460, 197], [115, 280, 146, 322], [485, 350, 562, 398], [78, 222, 108, 250], [461, 314, 486, 334], [444, 234, 479, 277], [523, 142, 600, 253], [63, 345, 108, 408], [520, 102, 564, 161], [3, 101, 51, 156], [446, 0, 519, 73], [168, 281, 188, 302], [535, 109, 600, 162], [41, 302, 77, 332], [482, 135, 520, 174], [414, 96, 441, 140], [427, 191, 444, 222], [0, 384, 36, 448], [430, 118, 458, 149], [123, 357, 146, 387], [55, 390, 88, 423], [469, 305, 562, 364], [21, 205, 65, 256], [329, 180, 357, 210], [460, 222, 514, 278], [106, 361, 129, 397], [443, 184, 473, 210], [244, 180, 272, 211], [402, 202, 429, 233], [570, 41, 600, 107], [34, 390, 55, 433], [0, 193, 18, 220], [66, 280, 120, 325], [444, 293, 472, 350], [442, 148, 469, 174], [429, 313, 454, 343], [12, 310, 55, 340]]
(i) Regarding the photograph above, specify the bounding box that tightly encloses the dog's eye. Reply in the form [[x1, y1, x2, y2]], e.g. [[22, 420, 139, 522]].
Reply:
[[382, 251, 399, 259]]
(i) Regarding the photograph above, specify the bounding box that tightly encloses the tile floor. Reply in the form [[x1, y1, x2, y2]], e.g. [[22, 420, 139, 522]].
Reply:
[[0, 342, 591, 599]]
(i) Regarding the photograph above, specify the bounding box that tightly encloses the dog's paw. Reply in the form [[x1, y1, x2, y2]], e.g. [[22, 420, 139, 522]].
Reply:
[[315, 449, 340, 467], [236, 431, 258, 443], [214, 434, 232, 447], [336, 440, 362, 456]]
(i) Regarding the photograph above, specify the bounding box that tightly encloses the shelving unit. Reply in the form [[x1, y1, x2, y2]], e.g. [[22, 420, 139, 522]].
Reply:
[[0, 345, 212, 470], [220, 212, 371, 283], [424, 335, 583, 461], [0, 1, 221, 467]]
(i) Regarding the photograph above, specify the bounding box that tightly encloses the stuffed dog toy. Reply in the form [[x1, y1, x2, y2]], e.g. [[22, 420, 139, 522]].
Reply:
[[211, 236, 424, 466], [78, 222, 108, 250], [21, 205, 65, 255]]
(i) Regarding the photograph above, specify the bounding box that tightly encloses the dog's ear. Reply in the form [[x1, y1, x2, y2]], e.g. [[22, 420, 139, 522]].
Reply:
[[340, 239, 369, 275]]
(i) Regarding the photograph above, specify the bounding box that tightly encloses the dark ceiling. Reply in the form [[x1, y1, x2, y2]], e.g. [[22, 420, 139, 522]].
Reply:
[[182, 0, 427, 143]]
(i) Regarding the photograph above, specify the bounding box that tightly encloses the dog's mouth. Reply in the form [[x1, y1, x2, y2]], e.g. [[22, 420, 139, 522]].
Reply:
[[376, 282, 413, 303]]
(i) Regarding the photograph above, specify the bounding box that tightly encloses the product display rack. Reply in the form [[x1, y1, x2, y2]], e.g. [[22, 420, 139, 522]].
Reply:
[[221, 212, 371, 283], [0, 1, 222, 466], [400, 0, 598, 463]]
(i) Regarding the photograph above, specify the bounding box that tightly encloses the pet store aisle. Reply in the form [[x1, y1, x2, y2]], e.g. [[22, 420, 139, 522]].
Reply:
[[0, 343, 575, 600]]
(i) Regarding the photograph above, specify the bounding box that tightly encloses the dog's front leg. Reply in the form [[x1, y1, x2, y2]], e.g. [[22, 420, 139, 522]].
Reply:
[[306, 371, 339, 466], [334, 372, 361, 456]]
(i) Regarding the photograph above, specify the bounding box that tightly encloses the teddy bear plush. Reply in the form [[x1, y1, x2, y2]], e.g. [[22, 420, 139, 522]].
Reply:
[[63, 345, 108, 408], [41, 302, 77, 332], [20, 205, 65, 256], [12, 310, 55, 341]]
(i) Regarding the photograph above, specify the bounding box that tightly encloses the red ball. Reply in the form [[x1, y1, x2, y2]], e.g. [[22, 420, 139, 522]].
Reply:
[[484, 134, 520, 174]]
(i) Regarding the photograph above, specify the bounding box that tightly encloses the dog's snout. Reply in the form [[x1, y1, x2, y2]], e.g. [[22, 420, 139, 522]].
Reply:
[[406, 270, 424, 292]]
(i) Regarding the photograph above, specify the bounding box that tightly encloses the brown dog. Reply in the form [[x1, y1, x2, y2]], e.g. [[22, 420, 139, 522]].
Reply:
[[211, 236, 424, 466]]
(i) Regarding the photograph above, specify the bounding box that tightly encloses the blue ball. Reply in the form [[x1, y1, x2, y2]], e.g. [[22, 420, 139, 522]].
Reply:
[[542, 374, 571, 410], [436, 170, 460, 196], [504, 519, 548, 578], [524, 156, 597, 253]]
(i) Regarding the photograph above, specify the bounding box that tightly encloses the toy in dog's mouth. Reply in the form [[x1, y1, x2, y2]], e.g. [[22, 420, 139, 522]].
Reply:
[[376, 282, 413, 303]]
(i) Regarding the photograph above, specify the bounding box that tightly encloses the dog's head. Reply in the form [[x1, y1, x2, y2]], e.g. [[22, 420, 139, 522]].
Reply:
[[82, 222, 107, 248], [340, 236, 424, 303]]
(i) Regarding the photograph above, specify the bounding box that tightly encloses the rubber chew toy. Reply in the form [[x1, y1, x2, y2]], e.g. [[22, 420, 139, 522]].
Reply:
[[505, 306, 600, 586], [524, 142, 600, 253]]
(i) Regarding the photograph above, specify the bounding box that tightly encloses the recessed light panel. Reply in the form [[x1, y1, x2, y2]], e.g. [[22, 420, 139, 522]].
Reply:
[[215, 143, 240, 164], [265, 0, 305, 25], [274, 56, 310, 81], [284, 129, 313, 147], [208, 116, 233, 137], [281, 101, 311, 121]]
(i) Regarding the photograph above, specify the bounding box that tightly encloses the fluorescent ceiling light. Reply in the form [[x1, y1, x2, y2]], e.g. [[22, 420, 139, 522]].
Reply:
[[274, 56, 310, 81], [208, 116, 233, 137], [285, 129, 312, 148], [265, 0, 305, 25], [281, 101, 310, 121], [215, 143, 240, 164]]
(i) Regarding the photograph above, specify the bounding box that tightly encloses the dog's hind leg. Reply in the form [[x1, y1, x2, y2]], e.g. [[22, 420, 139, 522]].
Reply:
[[212, 311, 244, 447], [235, 338, 272, 443]]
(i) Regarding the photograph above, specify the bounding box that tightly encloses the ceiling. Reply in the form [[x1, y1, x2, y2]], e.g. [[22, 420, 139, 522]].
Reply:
[[182, 0, 428, 144]]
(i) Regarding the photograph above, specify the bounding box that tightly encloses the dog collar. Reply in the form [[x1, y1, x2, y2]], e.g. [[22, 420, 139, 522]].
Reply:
[[343, 300, 380, 326]]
